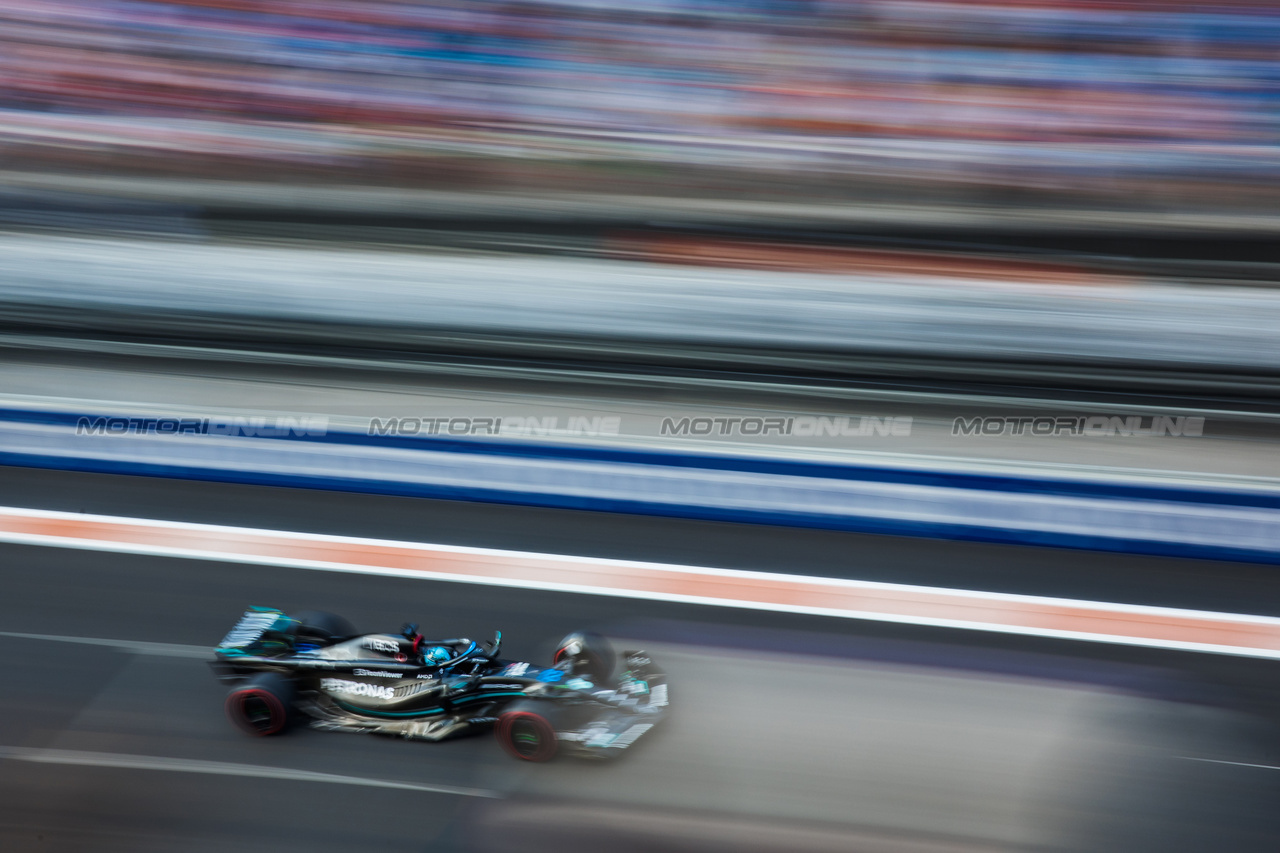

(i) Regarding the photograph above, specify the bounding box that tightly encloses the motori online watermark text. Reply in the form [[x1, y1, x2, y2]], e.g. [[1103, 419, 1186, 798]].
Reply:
[[368, 415, 621, 437], [660, 416, 912, 437], [76, 416, 328, 437], [952, 415, 1204, 437]]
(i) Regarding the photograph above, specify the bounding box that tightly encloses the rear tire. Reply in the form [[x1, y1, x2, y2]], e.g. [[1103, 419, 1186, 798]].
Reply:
[[553, 631, 615, 683], [226, 673, 296, 736], [496, 702, 561, 762], [292, 610, 355, 645]]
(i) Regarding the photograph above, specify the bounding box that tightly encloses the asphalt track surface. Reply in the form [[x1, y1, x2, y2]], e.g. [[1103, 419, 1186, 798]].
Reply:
[[1, 466, 1279, 852]]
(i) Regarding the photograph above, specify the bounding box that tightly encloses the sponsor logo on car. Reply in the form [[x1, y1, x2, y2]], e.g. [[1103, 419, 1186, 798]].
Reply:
[[362, 637, 400, 654], [321, 678, 394, 700], [353, 669, 402, 679]]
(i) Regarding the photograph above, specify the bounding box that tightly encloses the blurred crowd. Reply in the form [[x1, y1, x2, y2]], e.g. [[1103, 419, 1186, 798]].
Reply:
[[2, 0, 1279, 201]]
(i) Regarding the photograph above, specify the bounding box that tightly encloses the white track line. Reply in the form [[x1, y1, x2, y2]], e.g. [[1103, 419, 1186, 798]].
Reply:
[[1180, 757, 1280, 771], [2, 505, 1279, 659], [0, 504, 1268, 620], [0, 747, 500, 797], [0, 631, 209, 658]]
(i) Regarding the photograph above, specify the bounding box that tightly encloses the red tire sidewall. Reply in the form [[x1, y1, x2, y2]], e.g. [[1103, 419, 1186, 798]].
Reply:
[[226, 687, 287, 736], [497, 711, 558, 762]]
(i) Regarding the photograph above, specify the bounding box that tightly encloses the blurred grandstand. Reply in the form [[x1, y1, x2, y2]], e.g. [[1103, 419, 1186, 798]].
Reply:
[[3, 0, 1280, 218]]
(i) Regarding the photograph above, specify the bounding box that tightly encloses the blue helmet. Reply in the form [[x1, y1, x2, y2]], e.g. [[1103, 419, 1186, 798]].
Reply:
[[422, 645, 452, 666]]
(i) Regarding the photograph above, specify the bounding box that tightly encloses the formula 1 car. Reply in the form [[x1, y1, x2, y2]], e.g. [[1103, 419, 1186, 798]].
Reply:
[[209, 608, 667, 761]]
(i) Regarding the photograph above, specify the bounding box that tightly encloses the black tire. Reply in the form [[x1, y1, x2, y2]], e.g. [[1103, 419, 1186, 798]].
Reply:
[[226, 672, 296, 736], [292, 610, 355, 645], [495, 700, 563, 762], [553, 631, 615, 683]]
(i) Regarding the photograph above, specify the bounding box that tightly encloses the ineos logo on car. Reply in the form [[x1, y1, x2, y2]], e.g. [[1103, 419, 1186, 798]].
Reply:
[[321, 678, 394, 700]]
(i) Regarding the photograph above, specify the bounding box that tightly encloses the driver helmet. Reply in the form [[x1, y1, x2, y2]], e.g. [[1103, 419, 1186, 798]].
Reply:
[[422, 645, 452, 666]]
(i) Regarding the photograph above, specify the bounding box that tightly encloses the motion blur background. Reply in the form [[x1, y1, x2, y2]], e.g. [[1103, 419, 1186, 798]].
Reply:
[[4, 0, 1280, 219], [1, 1, 1280, 851]]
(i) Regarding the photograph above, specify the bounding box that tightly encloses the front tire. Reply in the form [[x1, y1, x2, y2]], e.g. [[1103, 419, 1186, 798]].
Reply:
[[226, 672, 296, 736], [496, 702, 562, 762]]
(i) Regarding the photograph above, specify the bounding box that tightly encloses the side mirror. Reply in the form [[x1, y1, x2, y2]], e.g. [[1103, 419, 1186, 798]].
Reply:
[[488, 630, 502, 658]]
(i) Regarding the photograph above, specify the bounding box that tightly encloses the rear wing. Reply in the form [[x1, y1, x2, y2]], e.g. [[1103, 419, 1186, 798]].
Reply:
[[217, 607, 290, 653]]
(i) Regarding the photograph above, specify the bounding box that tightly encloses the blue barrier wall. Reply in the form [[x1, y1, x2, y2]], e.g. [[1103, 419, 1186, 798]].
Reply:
[[2, 407, 1277, 564]]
